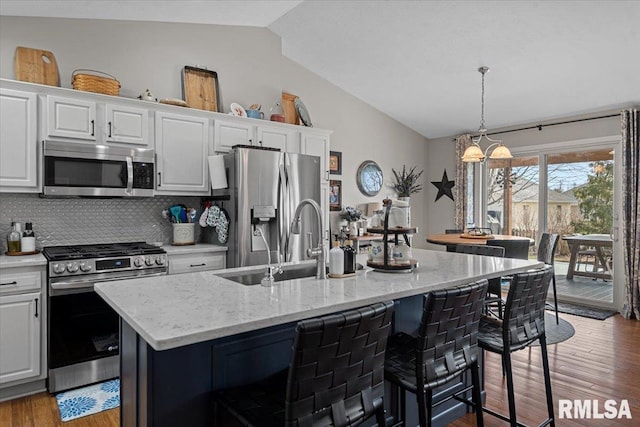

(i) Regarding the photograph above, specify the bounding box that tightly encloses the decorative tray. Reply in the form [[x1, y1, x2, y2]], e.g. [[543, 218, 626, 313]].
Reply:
[[4, 250, 41, 256], [460, 233, 494, 239]]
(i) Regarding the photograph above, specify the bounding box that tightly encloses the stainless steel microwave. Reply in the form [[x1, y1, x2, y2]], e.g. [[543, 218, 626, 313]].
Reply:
[[43, 141, 155, 197]]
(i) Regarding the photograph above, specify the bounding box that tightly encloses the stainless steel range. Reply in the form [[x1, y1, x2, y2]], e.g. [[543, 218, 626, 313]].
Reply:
[[42, 242, 167, 392]]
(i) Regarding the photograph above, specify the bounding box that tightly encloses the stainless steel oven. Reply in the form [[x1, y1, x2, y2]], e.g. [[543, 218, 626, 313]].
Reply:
[[43, 141, 155, 197], [43, 242, 167, 392]]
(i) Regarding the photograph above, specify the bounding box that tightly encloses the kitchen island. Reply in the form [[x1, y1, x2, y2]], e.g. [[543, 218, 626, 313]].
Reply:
[[95, 249, 543, 427]]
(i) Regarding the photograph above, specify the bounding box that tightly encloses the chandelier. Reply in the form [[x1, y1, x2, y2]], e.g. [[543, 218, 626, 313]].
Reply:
[[462, 66, 513, 162]]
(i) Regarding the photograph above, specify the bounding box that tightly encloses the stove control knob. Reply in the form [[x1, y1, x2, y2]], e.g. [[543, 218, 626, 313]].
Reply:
[[145, 256, 156, 266], [79, 262, 92, 272], [52, 263, 66, 274], [156, 256, 166, 266], [66, 262, 79, 273], [133, 256, 145, 268]]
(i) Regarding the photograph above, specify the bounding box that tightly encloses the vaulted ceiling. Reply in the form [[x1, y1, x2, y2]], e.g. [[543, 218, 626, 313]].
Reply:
[[2, 1, 638, 139]]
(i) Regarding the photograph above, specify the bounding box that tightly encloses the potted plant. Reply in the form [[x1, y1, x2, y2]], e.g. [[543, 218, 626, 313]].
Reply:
[[340, 206, 362, 237], [391, 165, 424, 198]]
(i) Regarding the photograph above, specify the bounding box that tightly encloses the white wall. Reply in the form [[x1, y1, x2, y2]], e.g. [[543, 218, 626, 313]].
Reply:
[[0, 16, 429, 246]]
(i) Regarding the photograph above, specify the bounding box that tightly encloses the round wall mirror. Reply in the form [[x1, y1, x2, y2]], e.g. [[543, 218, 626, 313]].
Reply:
[[356, 161, 383, 196]]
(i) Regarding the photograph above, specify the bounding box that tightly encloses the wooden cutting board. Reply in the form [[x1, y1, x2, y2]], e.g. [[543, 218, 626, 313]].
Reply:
[[282, 92, 300, 125], [14, 46, 60, 86], [182, 66, 219, 112]]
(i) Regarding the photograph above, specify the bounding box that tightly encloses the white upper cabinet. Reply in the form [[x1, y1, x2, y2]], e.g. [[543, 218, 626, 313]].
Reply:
[[46, 95, 97, 141], [300, 130, 330, 184], [256, 125, 300, 152], [45, 95, 149, 147], [214, 118, 300, 153], [0, 88, 38, 192], [155, 111, 210, 195], [105, 104, 149, 146], [214, 120, 252, 152]]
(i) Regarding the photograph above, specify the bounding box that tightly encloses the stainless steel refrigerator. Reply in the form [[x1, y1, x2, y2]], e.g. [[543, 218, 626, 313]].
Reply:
[[220, 146, 321, 268]]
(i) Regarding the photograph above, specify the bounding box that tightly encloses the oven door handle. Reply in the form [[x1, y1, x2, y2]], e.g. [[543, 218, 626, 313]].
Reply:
[[51, 281, 95, 291], [126, 156, 134, 194]]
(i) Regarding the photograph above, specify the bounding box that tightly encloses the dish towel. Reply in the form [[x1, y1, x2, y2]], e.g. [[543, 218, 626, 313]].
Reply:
[[56, 379, 120, 422]]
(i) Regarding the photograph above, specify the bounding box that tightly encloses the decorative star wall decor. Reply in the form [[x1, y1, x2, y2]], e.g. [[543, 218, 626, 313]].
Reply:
[[431, 170, 455, 202]]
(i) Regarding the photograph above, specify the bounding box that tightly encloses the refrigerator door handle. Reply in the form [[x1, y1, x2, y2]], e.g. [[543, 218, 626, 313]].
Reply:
[[284, 160, 295, 262], [278, 163, 288, 262]]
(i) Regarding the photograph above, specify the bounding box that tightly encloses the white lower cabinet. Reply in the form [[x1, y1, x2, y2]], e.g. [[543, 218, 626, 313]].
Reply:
[[155, 111, 210, 195], [0, 265, 45, 392], [0, 292, 41, 384], [166, 246, 227, 275]]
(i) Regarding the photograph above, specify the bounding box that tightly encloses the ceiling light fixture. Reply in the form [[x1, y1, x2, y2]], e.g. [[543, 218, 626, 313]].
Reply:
[[462, 66, 513, 162]]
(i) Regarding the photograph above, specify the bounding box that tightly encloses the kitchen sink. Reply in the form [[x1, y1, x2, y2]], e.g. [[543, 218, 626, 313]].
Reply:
[[215, 263, 321, 286]]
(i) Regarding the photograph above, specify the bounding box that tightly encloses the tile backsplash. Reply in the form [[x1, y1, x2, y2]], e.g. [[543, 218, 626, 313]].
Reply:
[[0, 194, 206, 252]]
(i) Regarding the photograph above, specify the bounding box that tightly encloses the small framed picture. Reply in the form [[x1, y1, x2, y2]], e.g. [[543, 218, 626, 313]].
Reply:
[[329, 180, 342, 211], [329, 151, 342, 175]]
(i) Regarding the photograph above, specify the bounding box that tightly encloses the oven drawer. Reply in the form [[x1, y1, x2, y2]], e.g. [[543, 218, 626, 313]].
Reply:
[[168, 252, 226, 275], [0, 271, 41, 295]]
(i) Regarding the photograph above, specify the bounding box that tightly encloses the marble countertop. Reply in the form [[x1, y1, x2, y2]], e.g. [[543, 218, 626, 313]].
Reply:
[[95, 249, 543, 351], [0, 252, 47, 268]]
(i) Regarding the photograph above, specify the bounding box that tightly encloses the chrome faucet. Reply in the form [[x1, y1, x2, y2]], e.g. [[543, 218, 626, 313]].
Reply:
[[254, 226, 282, 286], [291, 199, 326, 279]]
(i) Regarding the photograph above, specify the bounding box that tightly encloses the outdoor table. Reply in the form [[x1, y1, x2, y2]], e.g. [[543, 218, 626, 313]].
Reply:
[[562, 234, 613, 280]]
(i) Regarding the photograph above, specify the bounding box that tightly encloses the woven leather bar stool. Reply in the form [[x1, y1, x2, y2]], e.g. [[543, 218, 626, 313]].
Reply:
[[455, 245, 505, 319], [214, 301, 394, 427], [537, 233, 560, 324], [478, 266, 555, 427], [384, 280, 488, 427]]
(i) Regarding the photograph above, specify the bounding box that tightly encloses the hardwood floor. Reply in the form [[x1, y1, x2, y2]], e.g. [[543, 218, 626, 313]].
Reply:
[[1, 313, 638, 426], [452, 313, 640, 426]]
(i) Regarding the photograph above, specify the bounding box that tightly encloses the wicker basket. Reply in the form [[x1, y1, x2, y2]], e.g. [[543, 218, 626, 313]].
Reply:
[[72, 69, 120, 96]]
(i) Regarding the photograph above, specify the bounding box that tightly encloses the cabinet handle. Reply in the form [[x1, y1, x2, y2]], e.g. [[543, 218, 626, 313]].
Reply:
[[108, 121, 112, 137], [249, 139, 252, 145], [35, 298, 39, 318], [90, 119, 95, 136], [190, 263, 206, 267], [157, 172, 162, 187], [0, 281, 18, 286], [259, 140, 263, 146]]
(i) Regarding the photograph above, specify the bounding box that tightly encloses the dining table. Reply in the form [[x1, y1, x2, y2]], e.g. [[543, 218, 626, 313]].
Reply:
[[562, 234, 613, 280], [426, 233, 534, 247]]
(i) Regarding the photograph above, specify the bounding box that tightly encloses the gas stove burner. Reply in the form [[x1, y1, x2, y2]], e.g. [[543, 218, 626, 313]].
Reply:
[[43, 242, 165, 261]]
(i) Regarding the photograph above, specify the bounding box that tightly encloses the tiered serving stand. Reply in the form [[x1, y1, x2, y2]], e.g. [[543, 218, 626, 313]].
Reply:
[[366, 201, 418, 272]]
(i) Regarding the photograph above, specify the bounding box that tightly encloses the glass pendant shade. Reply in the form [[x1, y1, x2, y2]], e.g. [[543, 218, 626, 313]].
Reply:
[[489, 144, 513, 160], [462, 144, 485, 162]]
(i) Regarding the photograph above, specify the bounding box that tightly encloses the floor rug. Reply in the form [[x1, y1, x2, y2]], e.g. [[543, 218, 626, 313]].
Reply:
[[530, 313, 575, 346], [551, 301, 617, 320], [55, 378, 119, 422]]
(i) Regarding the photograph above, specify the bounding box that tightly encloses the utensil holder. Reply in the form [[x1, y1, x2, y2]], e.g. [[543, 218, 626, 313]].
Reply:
[[172, 223, 195, 245]]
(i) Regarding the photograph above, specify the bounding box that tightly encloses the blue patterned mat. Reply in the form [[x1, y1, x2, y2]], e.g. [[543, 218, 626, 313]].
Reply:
[[55, 378, 119, 422]]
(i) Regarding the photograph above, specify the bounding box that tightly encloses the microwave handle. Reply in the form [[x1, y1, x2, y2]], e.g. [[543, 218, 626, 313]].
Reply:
[[126, 156, 133, 194]]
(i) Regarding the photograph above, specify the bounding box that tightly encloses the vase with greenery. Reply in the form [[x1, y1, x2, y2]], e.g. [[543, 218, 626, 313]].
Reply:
[[392, 165, 424, 198], [340, 206, 362, 237]]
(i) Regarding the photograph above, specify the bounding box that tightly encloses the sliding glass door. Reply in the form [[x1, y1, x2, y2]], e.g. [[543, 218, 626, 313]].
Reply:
[[483, 145, 618, 308]]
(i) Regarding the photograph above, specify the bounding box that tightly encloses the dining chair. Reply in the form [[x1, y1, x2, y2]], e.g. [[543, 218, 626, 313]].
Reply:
[[478, 266, 555, 427], [214, 301, 394, 427], [384, 280, 488, 427], [445, 228, 463, 252], [455, 245, 505, 318], [485, 239, 530, 260], [537, 232, 560, 324]]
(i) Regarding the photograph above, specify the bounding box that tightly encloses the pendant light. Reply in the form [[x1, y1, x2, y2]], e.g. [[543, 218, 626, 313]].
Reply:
[[462, 66, 513, 162]]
